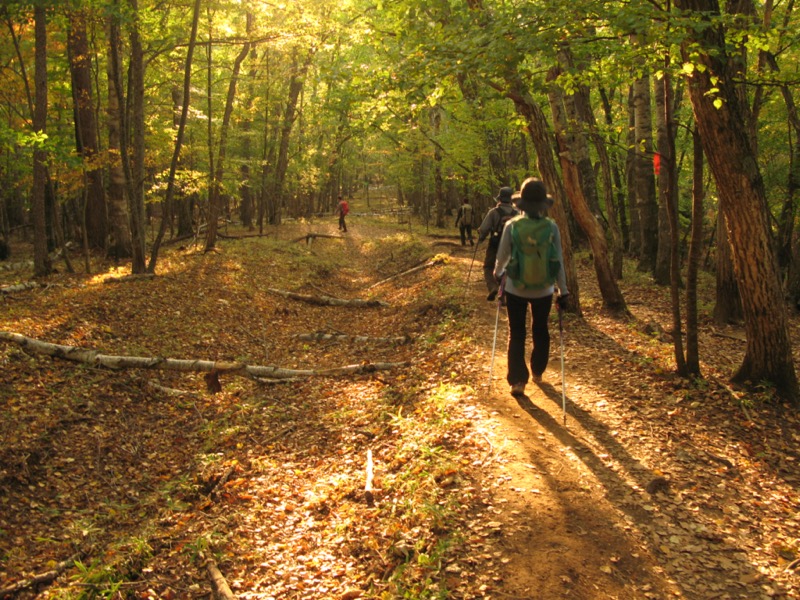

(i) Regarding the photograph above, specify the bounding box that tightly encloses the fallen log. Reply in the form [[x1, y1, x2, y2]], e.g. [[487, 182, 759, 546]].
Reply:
[[294, 332, 411, 345], [0, 552, 83, 597], [367, 255, 446, 290], [0, 332, 407, 386], [203, 554, 237, 600], [1, 281, 44, 294], [268, 288, 388, 307]]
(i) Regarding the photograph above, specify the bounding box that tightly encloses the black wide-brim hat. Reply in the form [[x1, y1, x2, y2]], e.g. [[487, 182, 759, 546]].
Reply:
[[513, 178, 554, 213]]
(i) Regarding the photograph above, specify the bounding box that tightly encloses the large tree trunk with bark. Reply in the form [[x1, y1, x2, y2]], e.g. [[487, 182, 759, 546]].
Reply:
[[676, 0, 798, 401], [124, 0, 147, 273], [713, 212, 743, 323], [67, 9, 107, 251], [104, 22, 132, 261]]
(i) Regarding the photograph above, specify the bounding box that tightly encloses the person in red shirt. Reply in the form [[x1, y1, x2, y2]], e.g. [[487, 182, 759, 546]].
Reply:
[[337, 196, 349, 232]]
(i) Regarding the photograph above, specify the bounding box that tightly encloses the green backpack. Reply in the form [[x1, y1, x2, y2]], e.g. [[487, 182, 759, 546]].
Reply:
[[506, 216, 560, 290]]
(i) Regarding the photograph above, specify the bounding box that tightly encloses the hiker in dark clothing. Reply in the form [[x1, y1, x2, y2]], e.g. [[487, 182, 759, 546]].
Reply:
[[477, 187, 518, 301], [494, 177, 568, 397], [455, 199, 475, 246]]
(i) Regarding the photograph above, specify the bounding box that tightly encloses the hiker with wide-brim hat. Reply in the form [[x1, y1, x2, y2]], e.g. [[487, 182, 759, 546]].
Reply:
[[494, 177, 569, 398], [476, 186, 519, 301]]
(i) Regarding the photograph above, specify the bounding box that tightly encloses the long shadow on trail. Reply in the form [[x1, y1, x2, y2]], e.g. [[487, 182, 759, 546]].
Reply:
[[514, 386, 783, 599]]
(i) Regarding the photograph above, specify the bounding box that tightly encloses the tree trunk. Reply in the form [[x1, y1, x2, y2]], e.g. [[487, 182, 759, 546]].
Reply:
[[127, 0, 147, 273], [625, 86, 640, 255], [547, 76, 626, 312], [104, 20, 132, 261], [269, 49, 313, 226], [633, 69, 658, 274], [149, 0, 201, 269], [660, 70, 687, 375], [67, 9, 107, 250], [653, 78, 672, 286], [205, 14, 253, 252], [713, 212, 743, 323], [32, 4, 50, 277], [676, 0, 798, 401], [686, 127, 704, 375], [596, 88, 630, 255]]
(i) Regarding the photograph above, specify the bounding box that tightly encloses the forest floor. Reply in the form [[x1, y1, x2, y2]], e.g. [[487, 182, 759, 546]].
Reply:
[[0, 215, 799, 600]]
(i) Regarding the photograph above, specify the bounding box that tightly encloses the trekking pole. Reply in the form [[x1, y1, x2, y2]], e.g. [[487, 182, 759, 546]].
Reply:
[[463, 240, 481, 300], [488, 273, 505, 387], [558, 302, 566, 426]]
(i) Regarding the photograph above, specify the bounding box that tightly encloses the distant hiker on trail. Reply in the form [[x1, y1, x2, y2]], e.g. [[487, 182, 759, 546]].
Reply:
[[494, 177, 568, 398], [337, 196, 349, 232], [477, 187, 519, 301], [455, 199, 475, 246]]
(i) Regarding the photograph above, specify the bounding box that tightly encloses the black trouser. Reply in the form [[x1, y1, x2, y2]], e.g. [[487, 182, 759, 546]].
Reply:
[[483, 240, 499, 293], [339, 214, 347, 231], [505, 291, 553, 385], [459, 224, 474, 245]]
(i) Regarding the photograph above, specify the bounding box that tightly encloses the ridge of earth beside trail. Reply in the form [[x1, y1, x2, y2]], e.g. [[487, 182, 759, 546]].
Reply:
[[0, 218, 798, 599]]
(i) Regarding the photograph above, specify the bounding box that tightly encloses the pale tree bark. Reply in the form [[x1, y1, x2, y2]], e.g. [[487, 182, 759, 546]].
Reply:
[[632, 68, 658, 274], [625, 87, 640, 254], [676, 0, 798, 401], [32, 4, 50, 278], [547, 75, 626, 312], [67, 9, 107, 250], [149, 0, 201, 270]]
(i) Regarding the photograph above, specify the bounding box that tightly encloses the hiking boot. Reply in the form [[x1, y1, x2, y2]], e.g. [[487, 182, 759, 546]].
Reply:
[[510, 383, 526, 397], [487, 290, 497, 301], [531, 373, 543, 385]]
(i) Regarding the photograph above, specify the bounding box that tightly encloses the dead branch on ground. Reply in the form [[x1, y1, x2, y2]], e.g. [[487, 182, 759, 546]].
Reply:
[[294, 332, 411, 345], [103, 273, 156, 284], [367, 255, 446, 290], [268, 288, 388, 307], [0, 552, 83, 598], [202, 553, 237, 600], [291, 233, 345, 245]]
